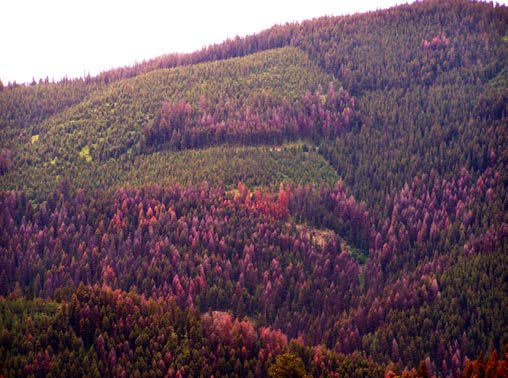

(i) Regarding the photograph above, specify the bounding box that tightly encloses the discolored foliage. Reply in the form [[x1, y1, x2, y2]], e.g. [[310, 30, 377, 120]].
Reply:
[[0, 0, 507, 376]]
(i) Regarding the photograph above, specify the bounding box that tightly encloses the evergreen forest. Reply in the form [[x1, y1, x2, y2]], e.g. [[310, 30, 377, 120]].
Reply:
[[0, 1, 507, 376]]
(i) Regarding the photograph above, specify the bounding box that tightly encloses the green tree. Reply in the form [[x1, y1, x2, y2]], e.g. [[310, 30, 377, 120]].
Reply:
[[268, 353, 308, 378]]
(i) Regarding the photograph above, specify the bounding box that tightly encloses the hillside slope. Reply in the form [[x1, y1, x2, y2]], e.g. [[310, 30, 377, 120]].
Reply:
[[0, 1, 507, 377], [1, 47, 347, 198]]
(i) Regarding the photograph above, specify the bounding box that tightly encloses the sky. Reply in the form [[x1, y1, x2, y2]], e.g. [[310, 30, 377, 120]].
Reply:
[[1, 0, 505, 84]]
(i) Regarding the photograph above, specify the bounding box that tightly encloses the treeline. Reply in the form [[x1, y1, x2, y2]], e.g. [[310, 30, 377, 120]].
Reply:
[[54, 0, 506, 98], [71, 0, 508, 99]]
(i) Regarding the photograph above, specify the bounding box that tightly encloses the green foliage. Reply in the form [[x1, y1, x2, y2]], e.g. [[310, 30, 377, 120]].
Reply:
[[0, 143, 338, 199], [0, 287, 387, 377], [97, 143, 338, 192], [0, 1, 507, 377], [269, 353, 308, 378], [1, 47, 339, 198], [0, 78, 101, 151], [79, 145, 92, 162]]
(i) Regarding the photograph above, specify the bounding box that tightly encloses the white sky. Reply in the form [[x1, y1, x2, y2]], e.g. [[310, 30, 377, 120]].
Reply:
[[1, 0, 506, 84]]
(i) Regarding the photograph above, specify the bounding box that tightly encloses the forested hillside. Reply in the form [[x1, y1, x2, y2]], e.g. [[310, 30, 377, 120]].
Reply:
[[0, 0, 507, 377]]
